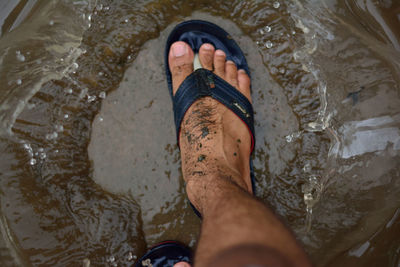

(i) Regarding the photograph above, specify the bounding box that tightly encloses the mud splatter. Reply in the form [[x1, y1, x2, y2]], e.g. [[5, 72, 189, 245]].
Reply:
[[201, 127, 209, 138], [185, 131, 193, 143], [198, 154, 206, 162]]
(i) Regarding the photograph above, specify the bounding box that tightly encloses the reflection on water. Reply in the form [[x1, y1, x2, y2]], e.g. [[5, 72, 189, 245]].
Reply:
[[336, 115, 400, 159], [0, 0, 399, 266]]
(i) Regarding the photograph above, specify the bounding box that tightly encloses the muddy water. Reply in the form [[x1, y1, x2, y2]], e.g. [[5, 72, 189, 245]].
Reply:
[[0, 0, 399, 266]]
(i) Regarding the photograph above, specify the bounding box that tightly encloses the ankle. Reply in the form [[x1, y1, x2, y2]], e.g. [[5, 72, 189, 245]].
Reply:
[[185, 168, 249, 214]]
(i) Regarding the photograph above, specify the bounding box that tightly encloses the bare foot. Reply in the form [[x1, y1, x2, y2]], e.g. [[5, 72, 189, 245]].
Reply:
[[168, 41, 253, 213], [169, 40, 311, 267]]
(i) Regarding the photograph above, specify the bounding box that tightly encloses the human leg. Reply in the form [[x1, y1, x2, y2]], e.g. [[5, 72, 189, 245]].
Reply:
[[169, 41, 311, 267]]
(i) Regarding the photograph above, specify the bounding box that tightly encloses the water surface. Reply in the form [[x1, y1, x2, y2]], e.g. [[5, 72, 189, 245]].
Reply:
[[0, 0, 399, 266]]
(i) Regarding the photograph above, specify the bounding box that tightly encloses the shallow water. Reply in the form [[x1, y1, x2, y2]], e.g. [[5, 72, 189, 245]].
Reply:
[[0, 0, 399, 266]]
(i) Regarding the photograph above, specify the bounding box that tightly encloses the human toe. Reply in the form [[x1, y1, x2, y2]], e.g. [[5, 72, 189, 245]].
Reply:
[[214, 49, 226, 77], [168, 41, 194, 94], [225, 60, 238, 88], [173, 262, 191, 267], [199, 43, 215, 70], [237, 69, 251, 102]]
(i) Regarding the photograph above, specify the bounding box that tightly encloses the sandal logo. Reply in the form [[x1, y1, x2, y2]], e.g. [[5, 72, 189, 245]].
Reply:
[[233, 102, 250, 118]]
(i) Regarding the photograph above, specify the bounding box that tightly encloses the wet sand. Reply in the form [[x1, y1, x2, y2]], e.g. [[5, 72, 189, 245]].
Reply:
[[88, 12, 299, 247]]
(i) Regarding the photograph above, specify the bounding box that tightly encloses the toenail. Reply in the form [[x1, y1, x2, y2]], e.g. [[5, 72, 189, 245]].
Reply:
[[172, 42, 188, 57], [238, 69, 246, 73], [215, 50, 225, 56], [227, 60, 235, 65], [174, 262, 191, 267], [202, 43, 214, 51]]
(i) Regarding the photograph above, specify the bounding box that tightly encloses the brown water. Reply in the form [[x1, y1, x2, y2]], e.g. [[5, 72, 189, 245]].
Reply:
[[0, 0, 399, 266]]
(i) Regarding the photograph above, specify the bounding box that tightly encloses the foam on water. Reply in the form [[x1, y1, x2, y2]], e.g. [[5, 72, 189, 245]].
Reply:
[[0, 0, 93, 136], [286, 1, 400, 264]]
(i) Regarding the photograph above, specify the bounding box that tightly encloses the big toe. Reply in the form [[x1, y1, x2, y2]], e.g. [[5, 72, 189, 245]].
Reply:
[[169, 41, 194, 95]]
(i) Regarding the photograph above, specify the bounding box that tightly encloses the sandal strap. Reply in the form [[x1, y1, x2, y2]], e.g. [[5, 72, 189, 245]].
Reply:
[[173, 68, 255, 152]]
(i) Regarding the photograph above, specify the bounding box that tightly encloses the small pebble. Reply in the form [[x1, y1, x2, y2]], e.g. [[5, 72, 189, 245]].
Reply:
[[273, 1, 280, 8]]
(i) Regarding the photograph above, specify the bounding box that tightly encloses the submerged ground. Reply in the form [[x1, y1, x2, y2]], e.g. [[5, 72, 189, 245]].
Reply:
[[0, 0, 399, 266]]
